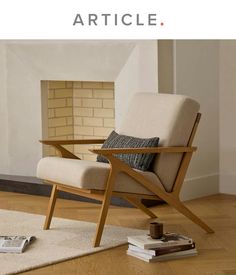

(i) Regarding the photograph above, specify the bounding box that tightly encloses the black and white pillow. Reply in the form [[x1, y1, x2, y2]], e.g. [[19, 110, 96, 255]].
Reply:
[[96, 130, 159, 171]]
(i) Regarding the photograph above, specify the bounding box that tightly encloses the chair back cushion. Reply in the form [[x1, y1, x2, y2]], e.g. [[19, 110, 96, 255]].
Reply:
[[117, 93, 200, 192]]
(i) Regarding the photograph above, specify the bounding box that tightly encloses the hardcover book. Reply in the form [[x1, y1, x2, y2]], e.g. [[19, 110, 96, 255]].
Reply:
[[127, 248, 198, 262], [128, 242, 196, 256], [127, 232, 193, 249]]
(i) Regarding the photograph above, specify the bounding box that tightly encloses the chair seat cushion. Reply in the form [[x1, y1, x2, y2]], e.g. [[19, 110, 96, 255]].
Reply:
[[37, 157, 165, 195]]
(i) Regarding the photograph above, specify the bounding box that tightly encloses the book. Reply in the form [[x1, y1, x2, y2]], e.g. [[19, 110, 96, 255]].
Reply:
[[127, 232, 193, 249], [127, 248, 198, 262], [0, 236, 36, 253], [128, 242, 196, 257]]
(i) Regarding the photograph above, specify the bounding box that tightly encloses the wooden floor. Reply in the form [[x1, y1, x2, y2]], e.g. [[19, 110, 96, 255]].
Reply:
[[0, 191, 236, 275]]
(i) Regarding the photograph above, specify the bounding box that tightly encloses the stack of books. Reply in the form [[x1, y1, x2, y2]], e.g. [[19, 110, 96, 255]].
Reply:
[[127, 232, 197, 262]]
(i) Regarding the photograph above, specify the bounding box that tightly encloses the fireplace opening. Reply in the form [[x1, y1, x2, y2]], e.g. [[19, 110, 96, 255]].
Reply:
[[41, 80, 115, 160]]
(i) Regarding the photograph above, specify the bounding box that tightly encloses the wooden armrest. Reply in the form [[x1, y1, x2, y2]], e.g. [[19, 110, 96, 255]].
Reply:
[[89, 146, 197, 155], [40, 139, 106, 145]]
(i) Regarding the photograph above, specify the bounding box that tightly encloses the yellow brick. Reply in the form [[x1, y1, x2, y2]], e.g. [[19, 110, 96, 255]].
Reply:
[[48, 109, 55, 118], [55, 126, 73, 136], [74, 117, 83, 125], [83, 154, 97, 161], [74, 107, 93, 117], [49, 147, 57, 156], [94, 127, 113, 137], [48, 98, 66, 108], [43, 146, 49, 157], [48, 117, 67, 127], [82, 98, 102, 108], [103, 82, 114, 89], [82, 81, 103, 89], [73, 98, 82, 107], [55, 107, 73, 117], [48, 128, 56, 137], [48, 90, 54, 99], [66, 81, 73, 88], [54, 135, 70, 140], [104, 118, 115, 127], [48, 81, 66, 89], [83, 117, 103, 127], [93, 89, 114, 99], [74, 89, 92, 98], [67, 135, 74, 139], [94, 108, 114, 118], [73, 81, 82, 88], [66, 117, 73, 125], [75, 145, 92, 154], [54, 89, 73, 98], [74, 126, 93, 136], [103, 99, 115, 108], [67, 98, 73, 107]]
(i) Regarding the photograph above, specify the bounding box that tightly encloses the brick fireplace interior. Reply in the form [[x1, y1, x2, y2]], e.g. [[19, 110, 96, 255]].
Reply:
[[41, 80, 115, 160]]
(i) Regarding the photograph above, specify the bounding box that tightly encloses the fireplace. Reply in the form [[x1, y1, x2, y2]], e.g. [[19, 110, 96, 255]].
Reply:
[[41, 80, 115, 160]]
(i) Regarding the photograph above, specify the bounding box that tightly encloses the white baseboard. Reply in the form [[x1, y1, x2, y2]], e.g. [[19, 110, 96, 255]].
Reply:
[[219, 174, 236, 195], [180, 174, 219, 201]]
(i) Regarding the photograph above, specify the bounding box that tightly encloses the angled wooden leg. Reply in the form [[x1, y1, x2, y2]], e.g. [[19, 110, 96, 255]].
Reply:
[[171, 199, 214, 233], [44, 184, 58, 230], [113, 158, 214, 234], [124, 197, 157, 218], [93, 166, 118, 247]]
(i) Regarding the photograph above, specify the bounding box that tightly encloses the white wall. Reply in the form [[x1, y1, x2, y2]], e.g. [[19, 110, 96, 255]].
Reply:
[[116, 41, 158, 129], [6, 47, 42, 176], [0, 44, 9, 173], [0, 40, 158, 177], [7, 41, 134, 81], [174, 40, 219, 200], [219, 41, 236, 194]]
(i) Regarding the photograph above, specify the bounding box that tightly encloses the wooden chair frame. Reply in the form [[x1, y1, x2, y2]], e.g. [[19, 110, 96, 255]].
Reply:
[[40, 113, 214, 247]]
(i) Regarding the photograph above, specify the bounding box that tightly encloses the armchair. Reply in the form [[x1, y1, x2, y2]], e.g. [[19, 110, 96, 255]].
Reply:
[[37, 93, 214, 247]]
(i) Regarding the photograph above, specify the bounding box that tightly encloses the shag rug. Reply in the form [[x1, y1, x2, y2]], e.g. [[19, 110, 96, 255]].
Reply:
[[0, 209, 146, 275]]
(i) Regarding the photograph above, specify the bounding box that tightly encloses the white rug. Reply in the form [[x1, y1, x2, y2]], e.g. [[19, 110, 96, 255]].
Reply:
[[0, 209, 146, 275]]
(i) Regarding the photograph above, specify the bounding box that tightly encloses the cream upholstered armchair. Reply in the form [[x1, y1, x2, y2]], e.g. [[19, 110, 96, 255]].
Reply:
[[37, 93, 214, 247]]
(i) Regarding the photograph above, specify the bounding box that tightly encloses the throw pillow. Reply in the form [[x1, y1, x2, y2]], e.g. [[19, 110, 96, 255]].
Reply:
[[96, 130, 159, 171]]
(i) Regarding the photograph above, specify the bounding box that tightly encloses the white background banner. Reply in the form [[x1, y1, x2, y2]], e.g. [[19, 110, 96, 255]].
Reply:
[[0, 0, 235, 39]]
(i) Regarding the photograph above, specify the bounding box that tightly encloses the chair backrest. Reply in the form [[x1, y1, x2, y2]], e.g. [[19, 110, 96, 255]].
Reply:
[[118, 93, 200, 192]]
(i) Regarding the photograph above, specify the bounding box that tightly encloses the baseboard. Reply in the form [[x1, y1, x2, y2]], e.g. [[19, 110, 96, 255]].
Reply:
[[180, 174, 219, 201], [0, 175, 133, 207]]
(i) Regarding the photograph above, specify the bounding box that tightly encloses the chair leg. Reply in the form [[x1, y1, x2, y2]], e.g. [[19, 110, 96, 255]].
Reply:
[[124, 197, 157, 218], [171, 199, 214, 233], [44, 184, 58, 230], [93, 169, 118, 247]]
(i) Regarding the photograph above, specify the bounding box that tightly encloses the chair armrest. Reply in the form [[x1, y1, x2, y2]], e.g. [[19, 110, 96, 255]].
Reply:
[[40, 139, 106, 145], [89, 146, 197, 155]]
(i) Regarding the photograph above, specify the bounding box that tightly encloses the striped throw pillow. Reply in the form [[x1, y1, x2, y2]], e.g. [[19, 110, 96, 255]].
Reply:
[[96, 131, 159, 171]]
